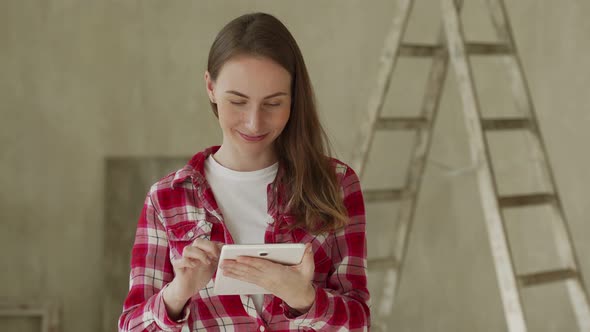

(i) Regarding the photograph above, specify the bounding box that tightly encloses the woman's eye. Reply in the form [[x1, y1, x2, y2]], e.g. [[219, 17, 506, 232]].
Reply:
[[264, 103, 281, 107], [230, 101, 246, 105]]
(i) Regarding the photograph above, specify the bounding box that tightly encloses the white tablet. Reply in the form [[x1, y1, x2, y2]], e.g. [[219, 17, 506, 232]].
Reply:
[[213, 243, 306, 295]]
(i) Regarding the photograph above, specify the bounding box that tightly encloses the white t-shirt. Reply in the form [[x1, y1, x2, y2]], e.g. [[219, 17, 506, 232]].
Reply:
[[204, 154, 279, 313]]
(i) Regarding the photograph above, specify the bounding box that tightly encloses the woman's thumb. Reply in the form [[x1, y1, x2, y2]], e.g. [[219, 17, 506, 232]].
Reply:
[[303, 243, 314, 262]]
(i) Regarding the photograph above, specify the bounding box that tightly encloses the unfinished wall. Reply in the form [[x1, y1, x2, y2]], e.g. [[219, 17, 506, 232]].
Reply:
[[1, 1, 588, 331]]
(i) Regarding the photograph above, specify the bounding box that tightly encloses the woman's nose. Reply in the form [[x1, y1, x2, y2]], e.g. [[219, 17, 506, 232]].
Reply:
[[245, 108, 262, 133]]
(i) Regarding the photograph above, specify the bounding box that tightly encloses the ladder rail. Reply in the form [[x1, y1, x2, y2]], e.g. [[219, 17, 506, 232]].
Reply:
[[352, 0, 414, 176], [484, 0, 560, 212], [371, 1, 463, 322], [393, 50, 449, 269], [379, 26, 451, 319], [484, 0, 590, 329], [486, 0, 587, 272], [354, 3, 414, 328], [483, 0, 552, 198], [441, 0, 528, 330]]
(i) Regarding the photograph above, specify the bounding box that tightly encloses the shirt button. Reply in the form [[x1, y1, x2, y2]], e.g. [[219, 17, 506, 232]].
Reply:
[[187, 231, 194, 238], [259, 327, 265, 332]]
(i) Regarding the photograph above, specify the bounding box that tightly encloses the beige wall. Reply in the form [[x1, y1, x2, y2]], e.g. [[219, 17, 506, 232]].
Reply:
[[1, 1, 588, 331]]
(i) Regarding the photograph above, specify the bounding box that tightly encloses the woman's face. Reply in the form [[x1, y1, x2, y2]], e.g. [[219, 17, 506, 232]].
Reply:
[[205, 55, 292, 160]]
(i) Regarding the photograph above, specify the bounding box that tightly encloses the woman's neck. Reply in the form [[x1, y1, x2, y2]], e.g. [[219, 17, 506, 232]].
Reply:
[[213, 145, 278, 172]]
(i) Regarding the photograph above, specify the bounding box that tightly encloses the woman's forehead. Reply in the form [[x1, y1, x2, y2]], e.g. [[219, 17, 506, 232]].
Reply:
[[216, 55, 291, 94]]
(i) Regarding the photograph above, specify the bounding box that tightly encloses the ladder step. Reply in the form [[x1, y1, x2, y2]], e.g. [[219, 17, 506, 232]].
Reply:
[[482, 118, 531, 131], [368, 256, 399, 270], [399, 42, 511, 57], [498, 193, 555, 208], [518, 268, 578, 287], [364, 188, 406, 203], [399, 43, 443, 57], [376, 117, 429, 130], [465, 42, 512, 55]]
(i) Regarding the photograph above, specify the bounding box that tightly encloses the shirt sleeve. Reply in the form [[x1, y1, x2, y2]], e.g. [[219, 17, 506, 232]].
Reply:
[[282, 164, 371, 331], [118, 188, 190, 332]]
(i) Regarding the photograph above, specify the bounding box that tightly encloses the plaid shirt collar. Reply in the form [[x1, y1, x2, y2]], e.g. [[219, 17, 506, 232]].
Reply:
[[170, 145, 293, 224]]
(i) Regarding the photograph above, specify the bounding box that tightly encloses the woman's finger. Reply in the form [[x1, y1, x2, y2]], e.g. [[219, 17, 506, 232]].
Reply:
[[235, 256, 275, 271], [301, 243, 314, 265], [171, 256, 199, 269], [222, 265, 263, 285], [191, 239, 223, 260], [183, 245, 213, 265], [292, 243, 315, 279], [222, 260, 262, 276]]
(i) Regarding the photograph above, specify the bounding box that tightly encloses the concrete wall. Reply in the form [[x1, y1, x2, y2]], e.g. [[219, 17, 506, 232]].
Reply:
[[1, 1, 588, 331]]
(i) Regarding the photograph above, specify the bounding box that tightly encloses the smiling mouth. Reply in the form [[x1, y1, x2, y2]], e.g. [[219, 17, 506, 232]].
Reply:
[[238, 132, 268, 142]]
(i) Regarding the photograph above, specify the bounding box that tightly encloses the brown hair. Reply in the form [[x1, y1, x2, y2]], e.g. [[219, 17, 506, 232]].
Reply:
[[206, 13, 348, 234]]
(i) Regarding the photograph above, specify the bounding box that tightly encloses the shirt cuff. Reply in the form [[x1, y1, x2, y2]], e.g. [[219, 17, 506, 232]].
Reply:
[[281, 285, 330, 328], [152, 283, 191, 330]]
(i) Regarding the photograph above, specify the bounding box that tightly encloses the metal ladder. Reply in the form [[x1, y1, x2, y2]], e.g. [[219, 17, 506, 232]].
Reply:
[[354, 0, 590, 330]]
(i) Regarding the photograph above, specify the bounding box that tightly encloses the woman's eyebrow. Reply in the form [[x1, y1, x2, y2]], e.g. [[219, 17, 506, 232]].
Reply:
[[225, 90, 288, 99]]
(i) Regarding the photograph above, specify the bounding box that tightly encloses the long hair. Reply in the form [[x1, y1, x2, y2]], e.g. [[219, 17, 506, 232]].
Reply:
[[207, 13, 348, 234]]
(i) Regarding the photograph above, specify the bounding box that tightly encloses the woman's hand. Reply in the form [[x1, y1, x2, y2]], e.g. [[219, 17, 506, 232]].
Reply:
[[220, 243, 316, 312], [163, 239, 223, 319]]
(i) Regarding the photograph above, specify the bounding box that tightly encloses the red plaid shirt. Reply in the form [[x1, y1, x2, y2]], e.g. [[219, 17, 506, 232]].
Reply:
[[118, 146, 370, 331]]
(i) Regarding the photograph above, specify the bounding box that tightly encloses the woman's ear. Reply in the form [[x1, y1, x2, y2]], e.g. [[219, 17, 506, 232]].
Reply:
[[204, 71, 216, 104]]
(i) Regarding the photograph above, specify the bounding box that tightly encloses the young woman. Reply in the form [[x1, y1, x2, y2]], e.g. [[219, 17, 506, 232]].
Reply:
[[119, 12, 370, 331]]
